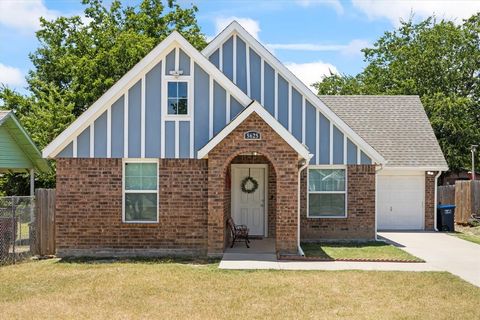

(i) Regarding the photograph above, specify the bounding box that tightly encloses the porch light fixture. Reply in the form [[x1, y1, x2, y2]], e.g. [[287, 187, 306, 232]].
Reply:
[[252, 151, 258, 156], [427, 171, 434, 175], [168, 70, 184, 77]]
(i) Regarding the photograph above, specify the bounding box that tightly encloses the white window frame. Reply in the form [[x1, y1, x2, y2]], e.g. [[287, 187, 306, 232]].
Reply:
[[163, 78, 193, 119], [122, 158, 159, 223], [307, 165, 348, 219]]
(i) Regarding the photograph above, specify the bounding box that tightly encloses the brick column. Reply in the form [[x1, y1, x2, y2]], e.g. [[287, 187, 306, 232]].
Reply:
[[425, 171, 437, 230], [207, 157, 225, 257]]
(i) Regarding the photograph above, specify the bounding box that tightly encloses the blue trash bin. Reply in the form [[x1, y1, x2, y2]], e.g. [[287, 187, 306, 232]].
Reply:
[[437, 204, 455, 232]]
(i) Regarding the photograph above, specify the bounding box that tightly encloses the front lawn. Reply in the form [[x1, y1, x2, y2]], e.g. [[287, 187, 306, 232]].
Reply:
[[1, 259, 479, 319], [450, 224, 480, 245], [301, 241, 423, 261]]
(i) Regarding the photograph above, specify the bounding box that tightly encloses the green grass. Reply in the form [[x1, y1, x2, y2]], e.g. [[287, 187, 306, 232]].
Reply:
[[0, 259, 479, 319], [449, 225, 480, 245], [301, 241, 423, 261]]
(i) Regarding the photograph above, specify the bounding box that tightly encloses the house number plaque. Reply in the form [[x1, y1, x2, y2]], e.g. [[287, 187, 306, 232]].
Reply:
[[244, 130, 261, 140]]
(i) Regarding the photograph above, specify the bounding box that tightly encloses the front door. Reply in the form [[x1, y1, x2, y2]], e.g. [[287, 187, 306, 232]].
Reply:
[[231, 165, 266, 236]]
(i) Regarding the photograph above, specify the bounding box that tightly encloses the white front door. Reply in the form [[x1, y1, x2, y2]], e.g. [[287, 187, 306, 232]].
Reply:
[[231, 165, 266, 236], [377, 174, 425, 230]]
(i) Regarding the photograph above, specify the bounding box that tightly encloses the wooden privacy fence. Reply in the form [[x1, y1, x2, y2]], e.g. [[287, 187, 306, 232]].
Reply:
[[33, 188, 55, 256], [438, 181, 480, 224]]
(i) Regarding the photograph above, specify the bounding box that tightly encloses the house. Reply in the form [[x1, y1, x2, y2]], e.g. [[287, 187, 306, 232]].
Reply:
[[0, 110, 50, 195], [43, 22, 448, 257]]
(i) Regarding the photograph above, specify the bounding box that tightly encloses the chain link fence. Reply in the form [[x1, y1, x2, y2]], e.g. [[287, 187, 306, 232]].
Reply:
[[0, 196, 35, 265]]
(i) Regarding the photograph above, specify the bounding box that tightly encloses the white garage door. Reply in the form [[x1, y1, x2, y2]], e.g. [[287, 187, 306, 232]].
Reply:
[[377, 175, 425, 230]]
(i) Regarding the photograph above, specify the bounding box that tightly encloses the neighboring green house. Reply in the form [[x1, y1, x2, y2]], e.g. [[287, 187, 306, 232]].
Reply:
[[0, 110, 50, 195]]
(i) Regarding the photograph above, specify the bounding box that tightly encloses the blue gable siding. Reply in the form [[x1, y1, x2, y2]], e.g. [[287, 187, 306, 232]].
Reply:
[[213, 81, 226, 135], [111, 95, 124, 158], [347, 138, 357, 164], [222, 36, 234, 81], [319, 113, 330, 164], [332, 125, 344, 164], [165, 49, 175, 75], [77, 126, 90, 158], [94, 111, 107, 157], [179, 49, 190, 75], [361, 151, 372, 164], [58, 142, 73, 157], [277, 75, 288, 128], [209, 49, 219, 68], [249, 49, 261, 101], [305, 101, 316, 163], [128, 80, 141, 158], [194, 63, 210, 153], [145, 62, 162, 158], [291, 88, 302, 141], [230, 96, 243, 120], [236, 37, 247, 93], [263, 62, 275, 116], [165, 121, 175, 158], [179, 121, 190, 158]]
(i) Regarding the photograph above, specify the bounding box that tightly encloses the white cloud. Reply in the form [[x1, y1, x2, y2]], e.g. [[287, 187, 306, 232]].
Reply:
[[266, 39, 370, 56], [296, 0, 344, 14], [0, 64, 24, 87], [352, 0, 480, 25], [214, 16, 261, 39], [0, 0, 60, 33], [285, 61, 339, 91]]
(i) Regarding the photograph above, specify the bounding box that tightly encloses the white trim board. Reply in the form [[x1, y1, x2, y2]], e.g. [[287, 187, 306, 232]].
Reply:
[[202, 21, 386, 165], [43, 31, 252, 158], [197, 101, 311, 160]]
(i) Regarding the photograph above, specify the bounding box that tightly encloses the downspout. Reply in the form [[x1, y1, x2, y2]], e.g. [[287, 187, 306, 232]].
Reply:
[[297, 155, 312, 256], [433, 171, 442, 232], [375, 163, 385, 241]]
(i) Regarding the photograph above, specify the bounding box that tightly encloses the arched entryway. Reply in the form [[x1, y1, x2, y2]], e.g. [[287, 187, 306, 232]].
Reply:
[[223, 152, 277, 252]]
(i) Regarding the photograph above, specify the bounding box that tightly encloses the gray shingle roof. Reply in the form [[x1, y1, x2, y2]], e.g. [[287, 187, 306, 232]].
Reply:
[[319, 95, 448, 169]]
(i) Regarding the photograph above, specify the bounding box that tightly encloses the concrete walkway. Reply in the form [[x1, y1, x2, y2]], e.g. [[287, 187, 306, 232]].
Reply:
[[219, 232, 480, 287], [379, 231, 480, 287]]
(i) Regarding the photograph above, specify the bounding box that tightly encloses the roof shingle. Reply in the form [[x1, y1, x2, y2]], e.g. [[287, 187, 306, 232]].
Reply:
[[319, 95, 448, 169]]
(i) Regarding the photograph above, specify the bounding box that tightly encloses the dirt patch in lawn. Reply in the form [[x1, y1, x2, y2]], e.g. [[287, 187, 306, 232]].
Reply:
[[299, 241, 423, 262]]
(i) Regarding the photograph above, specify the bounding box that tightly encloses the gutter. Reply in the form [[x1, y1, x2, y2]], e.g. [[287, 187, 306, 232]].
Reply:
[[297, 155, 312, 256], [433, 171, 442, 231]]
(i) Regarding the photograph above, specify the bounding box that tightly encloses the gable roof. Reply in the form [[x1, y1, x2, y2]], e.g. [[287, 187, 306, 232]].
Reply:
[[202, 21, 386, 165], [319, 95, 448, 170], [0, 111, 50, 173], [198, 101, 311, 160], [43, 31, 252, 158]]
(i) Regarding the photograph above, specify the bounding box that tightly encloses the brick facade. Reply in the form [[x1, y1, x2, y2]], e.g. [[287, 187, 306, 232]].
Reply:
[[301, 165, 376, 240], [206, 112, 300, 256], [424, 171, 437, 230], [56, 158, 208, 257]]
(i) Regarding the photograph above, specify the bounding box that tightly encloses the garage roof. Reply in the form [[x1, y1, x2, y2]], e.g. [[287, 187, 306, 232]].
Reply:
[[319, 95, 448, 170]]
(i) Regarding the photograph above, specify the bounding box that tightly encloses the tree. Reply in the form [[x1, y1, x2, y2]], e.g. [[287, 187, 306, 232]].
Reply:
[[0, 0, 206, 195], [315, 14, 480, 172]]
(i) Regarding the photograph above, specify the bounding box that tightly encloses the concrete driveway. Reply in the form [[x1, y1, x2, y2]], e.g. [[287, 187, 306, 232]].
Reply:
[[379, 231, 480, 287]]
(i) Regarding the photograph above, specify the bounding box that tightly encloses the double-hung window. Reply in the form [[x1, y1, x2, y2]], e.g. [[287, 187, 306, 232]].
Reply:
[[308, 167, 347, 218], [123, 160, 158, 223], [167, 81, 188, 115]]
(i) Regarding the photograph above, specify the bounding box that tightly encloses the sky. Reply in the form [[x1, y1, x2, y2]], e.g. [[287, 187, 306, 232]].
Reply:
[[0, 0, 479, 94]]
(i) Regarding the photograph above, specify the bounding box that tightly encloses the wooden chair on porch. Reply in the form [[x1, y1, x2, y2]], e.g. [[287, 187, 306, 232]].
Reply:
[[227, 217, 250, 248]]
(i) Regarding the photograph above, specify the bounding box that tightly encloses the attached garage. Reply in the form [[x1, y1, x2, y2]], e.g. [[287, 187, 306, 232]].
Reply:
[[377, 172, 425, 230]]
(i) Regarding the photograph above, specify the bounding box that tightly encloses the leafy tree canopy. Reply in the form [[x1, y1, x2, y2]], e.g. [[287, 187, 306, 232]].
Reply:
[[315, 14, 480, 172], [0, 0, 205, 195]]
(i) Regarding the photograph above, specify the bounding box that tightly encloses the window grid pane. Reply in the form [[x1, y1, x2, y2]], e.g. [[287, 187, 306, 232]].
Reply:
[[125, 163, 157, 190], [309, 193, 346, 217], [309, 169, 345, 192], [167, 81, 188, 115], [125, 193, 157, 222]]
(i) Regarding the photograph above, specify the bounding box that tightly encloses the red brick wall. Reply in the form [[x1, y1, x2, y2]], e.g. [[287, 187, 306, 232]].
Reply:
[[56, 158, 209, 257], [300, 165, 376, 240], [425, 171, 437, 230], [207, 112, 300, 255]]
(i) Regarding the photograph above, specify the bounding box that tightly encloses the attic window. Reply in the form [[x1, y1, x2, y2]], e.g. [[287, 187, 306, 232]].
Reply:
[[167, 81, 188, 115]]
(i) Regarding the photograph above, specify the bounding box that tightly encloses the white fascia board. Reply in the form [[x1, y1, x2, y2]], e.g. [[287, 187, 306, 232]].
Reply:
[[43, 31, 251, 158], [383, 166, 449, 172], [202, 21, 386, 165], [197, 101, 310, 160]]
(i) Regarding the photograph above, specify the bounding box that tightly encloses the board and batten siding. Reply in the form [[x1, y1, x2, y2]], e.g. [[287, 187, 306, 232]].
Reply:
[[208, 33, 372, 165], [57, 47, 244, 159]]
